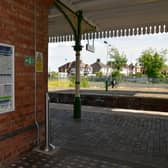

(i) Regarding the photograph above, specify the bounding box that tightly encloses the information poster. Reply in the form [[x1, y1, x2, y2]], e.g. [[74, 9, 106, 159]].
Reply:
[[36, 52, 43, 72], [0, 44, 14, 113]]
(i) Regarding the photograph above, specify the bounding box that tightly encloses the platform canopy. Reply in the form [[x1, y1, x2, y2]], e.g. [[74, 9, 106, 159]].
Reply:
[[48, 0, 168, 42]]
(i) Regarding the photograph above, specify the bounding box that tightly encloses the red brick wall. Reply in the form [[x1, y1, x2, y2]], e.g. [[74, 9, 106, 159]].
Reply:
[[0, 0, 48, 163]]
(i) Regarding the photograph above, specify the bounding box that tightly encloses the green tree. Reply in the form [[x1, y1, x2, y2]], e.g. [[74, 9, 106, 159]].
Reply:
[[48, 71, 58, 80], [108, 48, 127, 71], [138, 48, 167, 78], [108, 48, 127, 80], [96, 71, 103, 78], [69, 75, 75, 87], [111, 70, 122, 80], [69, 75, 89, 88], [80, 76, 89, 88]]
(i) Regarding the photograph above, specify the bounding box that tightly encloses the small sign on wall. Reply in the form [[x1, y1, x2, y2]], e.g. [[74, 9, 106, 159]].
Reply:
[[25, 56, 35, 65], [36, 52, 43, 72]]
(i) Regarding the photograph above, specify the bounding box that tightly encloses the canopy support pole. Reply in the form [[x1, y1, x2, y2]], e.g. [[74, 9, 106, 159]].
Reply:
[[54, 1, 88, 119], [73, 11, 83, 119]]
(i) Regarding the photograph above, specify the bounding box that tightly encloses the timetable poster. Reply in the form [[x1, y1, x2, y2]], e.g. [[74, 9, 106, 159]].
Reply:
[[0, 44, 14, 113]]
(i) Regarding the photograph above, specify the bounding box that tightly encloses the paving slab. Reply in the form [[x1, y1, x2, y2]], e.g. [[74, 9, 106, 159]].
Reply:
[[7, 103, 168, 168], [8, 148, 153, 168]]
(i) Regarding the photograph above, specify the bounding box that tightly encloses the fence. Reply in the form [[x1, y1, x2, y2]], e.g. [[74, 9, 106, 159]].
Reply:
[[48, 75, 168, 89], [88, 76, 168, 89]]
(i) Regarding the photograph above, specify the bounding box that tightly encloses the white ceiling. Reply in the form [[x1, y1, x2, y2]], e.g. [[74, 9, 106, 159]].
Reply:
[[48, 0, 168, 40]]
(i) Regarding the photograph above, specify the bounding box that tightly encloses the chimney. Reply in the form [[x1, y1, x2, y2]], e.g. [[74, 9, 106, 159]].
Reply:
[[97, 59, 100, 63]]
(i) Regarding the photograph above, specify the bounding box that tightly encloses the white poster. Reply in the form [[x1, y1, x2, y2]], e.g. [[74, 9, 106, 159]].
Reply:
[[0, 44, 14, 113]]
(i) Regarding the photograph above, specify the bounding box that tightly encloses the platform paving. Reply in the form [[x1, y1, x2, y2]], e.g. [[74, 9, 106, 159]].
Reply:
[[7, 103, 168, 168]]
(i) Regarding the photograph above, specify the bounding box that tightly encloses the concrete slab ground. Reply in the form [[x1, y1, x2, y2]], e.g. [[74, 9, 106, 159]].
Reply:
[[7, 103, 168, 168]]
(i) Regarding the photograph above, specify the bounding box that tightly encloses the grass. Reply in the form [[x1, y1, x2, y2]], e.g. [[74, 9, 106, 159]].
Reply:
[[48, 79, 90, 89], [48, 80, 71, 89]]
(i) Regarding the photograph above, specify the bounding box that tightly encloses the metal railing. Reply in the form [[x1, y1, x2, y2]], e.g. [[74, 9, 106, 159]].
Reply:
[[44, 93, 55, 152]]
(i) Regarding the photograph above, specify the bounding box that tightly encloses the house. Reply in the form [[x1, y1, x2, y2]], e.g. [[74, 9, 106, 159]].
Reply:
[[127, 63, 135, 75], [121, 63, 135, 76], [134, 64, 144, 74], [91, 59, 112, 76], [58, 62, 71, 73], [162, 66, 168, 76], [121, 63, 145, 76], [58, 60, 92, 76]]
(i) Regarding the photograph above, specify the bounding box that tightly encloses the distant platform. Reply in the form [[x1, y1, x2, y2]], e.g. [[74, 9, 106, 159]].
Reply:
[[49, 89, 168, 112]]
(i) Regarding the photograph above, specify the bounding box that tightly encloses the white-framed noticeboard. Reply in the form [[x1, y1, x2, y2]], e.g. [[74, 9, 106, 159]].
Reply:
[[0, 43, 15, 113]]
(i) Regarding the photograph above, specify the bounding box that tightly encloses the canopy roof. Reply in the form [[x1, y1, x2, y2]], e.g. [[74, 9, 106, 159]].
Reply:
[[48, 0, 168, 42]]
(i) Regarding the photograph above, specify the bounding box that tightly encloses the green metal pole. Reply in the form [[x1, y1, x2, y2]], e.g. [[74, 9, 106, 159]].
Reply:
[[73, 10, 83, 119], [105, 79, 108, 91], [54, 2, 96, 119], [74, 50, 81, 118]]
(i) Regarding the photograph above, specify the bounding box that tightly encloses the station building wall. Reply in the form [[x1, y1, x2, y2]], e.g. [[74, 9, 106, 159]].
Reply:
[[0, 0, 48, 163]]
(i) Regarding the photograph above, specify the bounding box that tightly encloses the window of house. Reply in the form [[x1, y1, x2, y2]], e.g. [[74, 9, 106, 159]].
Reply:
[[0, 44, 14, 113]]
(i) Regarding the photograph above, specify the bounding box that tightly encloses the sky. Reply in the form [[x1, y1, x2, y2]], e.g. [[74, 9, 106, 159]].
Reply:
[[48, 33, 168, 72]]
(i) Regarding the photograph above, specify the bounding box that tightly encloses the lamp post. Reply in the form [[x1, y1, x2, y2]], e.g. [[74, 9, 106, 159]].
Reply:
[[104, 41, 111, 91]]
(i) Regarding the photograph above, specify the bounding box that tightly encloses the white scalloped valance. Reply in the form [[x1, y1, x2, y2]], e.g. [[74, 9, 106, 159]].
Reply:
[[49, 0, 168, 43], [49, 24, 167, 43]]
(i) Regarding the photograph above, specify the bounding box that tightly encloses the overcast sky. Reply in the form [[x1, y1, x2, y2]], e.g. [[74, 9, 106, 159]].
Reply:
[[48, 33, 168, 72]]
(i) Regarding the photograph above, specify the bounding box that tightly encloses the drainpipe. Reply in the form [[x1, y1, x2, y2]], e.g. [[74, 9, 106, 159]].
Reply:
[[34, 0, 40, 145]]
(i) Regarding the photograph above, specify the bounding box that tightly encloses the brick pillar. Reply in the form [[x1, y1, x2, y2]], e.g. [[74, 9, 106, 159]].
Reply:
[[0, 0, 48, 163]]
